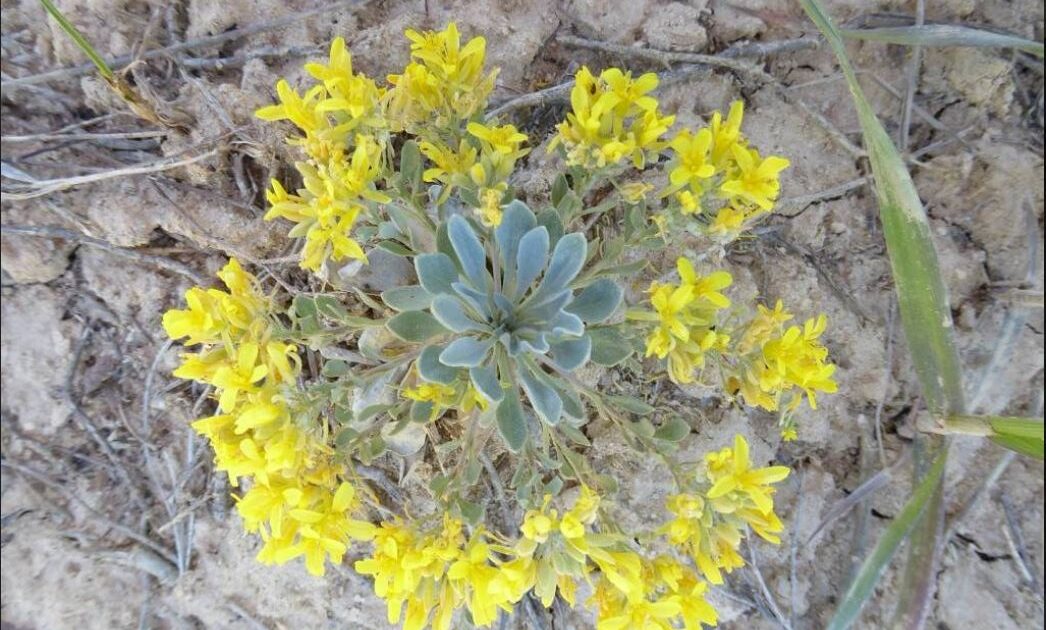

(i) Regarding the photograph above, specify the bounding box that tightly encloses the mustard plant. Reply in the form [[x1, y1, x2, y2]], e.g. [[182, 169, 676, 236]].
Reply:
[[163, 24, 838, 629]]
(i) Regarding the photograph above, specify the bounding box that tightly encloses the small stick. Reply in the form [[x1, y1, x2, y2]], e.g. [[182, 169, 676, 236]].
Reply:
[[899, 0, 926, 151], [2, 0, 366, 89], [2, 149, 217, 200], [746, 535, 793, 630]]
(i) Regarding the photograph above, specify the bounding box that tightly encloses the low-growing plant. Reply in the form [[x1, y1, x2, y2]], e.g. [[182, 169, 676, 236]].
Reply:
[[163, 24, 838, 629]]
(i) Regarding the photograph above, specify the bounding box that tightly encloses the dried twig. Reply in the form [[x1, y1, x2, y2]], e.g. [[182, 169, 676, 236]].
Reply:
[[1, 149, 217, 200], [0, 224, 205, 283], [1, 1, 365, 89]]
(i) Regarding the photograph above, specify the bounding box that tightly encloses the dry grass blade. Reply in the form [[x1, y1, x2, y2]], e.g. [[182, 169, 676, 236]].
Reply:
[[825, 449, 947, 630], [800, 0, 968, 627], [841, 24, 1045, 58], [806, 451, 910, 545]]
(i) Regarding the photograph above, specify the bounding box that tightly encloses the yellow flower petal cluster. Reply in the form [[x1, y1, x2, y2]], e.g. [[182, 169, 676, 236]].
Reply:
[[163, 259, 373, 575], [665, 101, 790, 239], [590, 555, 718, 630], [257, 37, 389, 273], [728, 301, 838, 414], [550, 66, 675, 169], [632, 257, 732, 383], [661, 434, 788, 584], [385, 22, 498, 133], [402, 379, 489, 421]]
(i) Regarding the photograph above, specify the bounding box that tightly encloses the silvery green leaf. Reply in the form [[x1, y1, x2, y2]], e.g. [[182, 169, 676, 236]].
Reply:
[[448, 215, 489, 289], [416, 253, 458, 295], [514, 226, 550, 297], [550, 311, 585, 337], [431, 295, 486, 333], [452, 281, 492, 319], [495, 200, 537, 275], [536, 208, 564, 247], [492, 293, 514, 316], [418, 345, 460, 384], [514, 333, 550, 356], [566, 278, 622, 323], [387, 311, 449, 342], [589, 326, 633, 366], [410, 400, 435, 423], [555, 380, 585, 421], [517, 359, 563, 425], [440, 336, 493, 367], [496, 385, 527, 452], [469, 365, 504, 403], [550, 335, 592, 371], [523, 290, 572, 324], [534, 232, 586, 303], [381, 285, 433, 311]]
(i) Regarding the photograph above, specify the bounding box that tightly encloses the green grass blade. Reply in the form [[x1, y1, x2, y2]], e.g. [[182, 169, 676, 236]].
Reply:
[[826, 449, 947, 630], [842, 25, 1045, 58], [39, 0, 114, 80], [989, 416, 1046, 439], [992, 434, 1045, 459], [800, 0, 965, 417]]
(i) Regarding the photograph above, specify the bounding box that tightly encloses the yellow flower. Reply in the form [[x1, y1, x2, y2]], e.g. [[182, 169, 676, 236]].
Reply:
[[709, 99, 745, 168], [467, 121, 528, 155], [551, 66, 674, 169], [719, 144, 790, 211], [419, 138, 478, 186], [676, 190, 700, 215], [476, 187, 504, 227], [403, 381, 458, 421], [706, 434, 789, 515], [669, 127, 716, 192], [620, 182, 654, 204], [707, 205, 748, 238]]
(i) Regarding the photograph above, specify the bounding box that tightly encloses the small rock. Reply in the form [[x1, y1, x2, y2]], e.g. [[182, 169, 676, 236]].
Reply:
[[641, 2, 708, 52]]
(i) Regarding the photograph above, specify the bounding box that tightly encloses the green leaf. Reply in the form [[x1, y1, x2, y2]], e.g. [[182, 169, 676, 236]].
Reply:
[[376, 240, 414, 257], [654, 417, 691, 442], [589, 327, 634, 366], [826, 449, 946, 630], [800, 0, 965, 418], [386, 310, 448, 342], [551, 174, 569, 207], [567, 278, 623, 323], [992, 434, 1044, 460], [381, 285, 434, 312], [841, 24, 1044, 58], [400, 140, 423, 187], [314, 295, 348, 320], [608, 395, 655, 416], [321, 360, 350, 377], [496, 385, 528, 452], [456, 498, 486, 526]]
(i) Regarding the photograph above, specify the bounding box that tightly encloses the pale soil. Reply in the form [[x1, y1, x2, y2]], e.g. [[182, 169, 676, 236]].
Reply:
[[1, 0, 1043, 629]]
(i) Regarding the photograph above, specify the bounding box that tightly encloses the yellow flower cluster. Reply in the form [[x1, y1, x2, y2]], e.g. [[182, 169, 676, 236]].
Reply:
[[667, 102, 790, 240], [163, 259, 373, 575], [386, 22, 498, 133], [728, 300, 838, 417], [661, 435, 788, 584], [590, 556, 717, 630], [632, 257, 733, 384], [419, 120, 530, 227], [257, 37, 389, 272], [550, 67, 675, 169], [402, 378, 488, 420]]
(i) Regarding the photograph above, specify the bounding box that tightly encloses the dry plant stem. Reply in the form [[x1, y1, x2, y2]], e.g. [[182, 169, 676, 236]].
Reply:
[[898, 0, 926, 151], [0, 225, 205, 284], [2, 149, 217, 200], [746, 536, 792, 630], [873, 300, 897, 468], [0, 458, 177, 565], [1, 0, 365, 89], [999, 491, 1041, 594]]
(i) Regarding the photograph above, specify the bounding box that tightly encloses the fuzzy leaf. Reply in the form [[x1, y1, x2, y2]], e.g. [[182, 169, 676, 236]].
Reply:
[[415, 253, 458, 295], [495, 200, 537, 271], [448, 215, 489, 288], [515, 226, 550, 296], [381, 285, 433, 312], [439, 336, 493, 367], [589, 327, 633, 366], [550, 336, 592, 371], [496, 385, 528, 452], [654, 417, 691, 442], [418, 345, 460, 384], [550, 311, 585, 337], [431, 295, 486, 333], [567, 278, 623, 323], [537, 232, 587, 297], [387, 311, 448, 342], [469, 364, 504, 403], [518, 360, 563, 425]]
